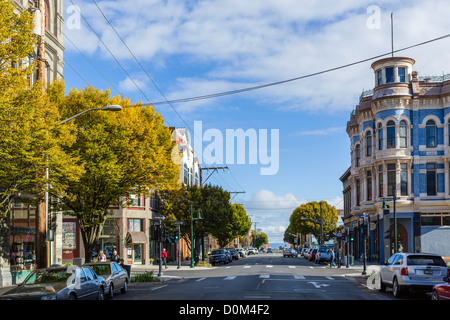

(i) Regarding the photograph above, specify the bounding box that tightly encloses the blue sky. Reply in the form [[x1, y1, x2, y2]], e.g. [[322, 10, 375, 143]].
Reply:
[[61, 0, 450, 243]]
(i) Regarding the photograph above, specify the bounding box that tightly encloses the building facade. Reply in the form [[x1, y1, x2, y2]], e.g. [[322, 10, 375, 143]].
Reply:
[[343, 56, 450, 264]]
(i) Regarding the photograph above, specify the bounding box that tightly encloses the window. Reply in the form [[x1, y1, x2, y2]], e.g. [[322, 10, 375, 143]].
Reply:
[[387, 121, 396, 149], [355, 144, 360, 167], [398, 67, 406, 82], [366, 131, 372, 156], [421, 216, 441, 226], [356, 179, 360, 206], [426, 163, 437, 196], [399, 120, 407, 148], [426, 120, 436, 148], [367, 170, 372, 201], [129, 194, 142, 207], [377, 69, 383, 86], [378, 165, 384, 198], [128, 219, 143, 232], [195, 172, 199, 186], [448, 119, 450, 146], [386, 67, 394, 83], [183, 163, 189, 185], [400, 163, 408, 196], [378, 123, 383, 150], [387, 164, 396, 196]]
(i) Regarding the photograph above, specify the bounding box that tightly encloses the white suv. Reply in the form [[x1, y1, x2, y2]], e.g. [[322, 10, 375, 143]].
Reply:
[[379, 252, 450, 298]]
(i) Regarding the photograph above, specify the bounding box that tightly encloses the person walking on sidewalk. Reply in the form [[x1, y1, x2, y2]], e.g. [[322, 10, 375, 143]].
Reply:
[[161, 248, 168, 269], [329, 248, 336, 268]]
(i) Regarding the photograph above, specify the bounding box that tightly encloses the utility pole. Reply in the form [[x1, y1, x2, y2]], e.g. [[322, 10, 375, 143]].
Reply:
[[35, 0, 48, 269]]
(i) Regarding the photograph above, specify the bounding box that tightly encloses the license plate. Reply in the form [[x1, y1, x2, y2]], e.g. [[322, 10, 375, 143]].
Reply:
[[424, 270, 433, 275]]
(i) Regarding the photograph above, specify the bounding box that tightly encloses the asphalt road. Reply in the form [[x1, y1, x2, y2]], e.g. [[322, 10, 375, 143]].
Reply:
[[116, 251, 393, 301]]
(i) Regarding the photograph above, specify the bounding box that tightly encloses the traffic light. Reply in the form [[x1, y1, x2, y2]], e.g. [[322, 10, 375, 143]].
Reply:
[[349, 229, 355, 242], [164, 226, 169, 239], [174, 229, 179, 243]]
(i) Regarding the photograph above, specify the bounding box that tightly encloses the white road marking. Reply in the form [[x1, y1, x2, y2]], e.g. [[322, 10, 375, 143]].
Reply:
[[196, 278, 206, 282], [224, 276, 236, 280], [259, 274, 270, 279]]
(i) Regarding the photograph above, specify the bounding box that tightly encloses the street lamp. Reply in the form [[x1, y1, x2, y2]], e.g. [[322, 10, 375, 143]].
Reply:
[[60, 105, 122, 124]]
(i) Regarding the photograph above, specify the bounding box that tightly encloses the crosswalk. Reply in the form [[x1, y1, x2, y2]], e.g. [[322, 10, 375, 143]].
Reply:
[[194, 274, 341, 281]]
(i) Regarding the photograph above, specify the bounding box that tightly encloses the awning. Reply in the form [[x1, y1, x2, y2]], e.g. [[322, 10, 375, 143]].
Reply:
[[126, 231, 147, 244]]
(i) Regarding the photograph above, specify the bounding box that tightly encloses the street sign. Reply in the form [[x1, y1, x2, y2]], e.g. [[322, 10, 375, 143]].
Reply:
[[359, 214, 369, 218]]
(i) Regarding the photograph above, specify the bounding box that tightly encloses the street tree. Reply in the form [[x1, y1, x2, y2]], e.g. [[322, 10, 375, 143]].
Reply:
[[289, 201, 338, 244], [253, 232, 268, 249], [0, 1, 80, 267], [47, 82, 179, 262]]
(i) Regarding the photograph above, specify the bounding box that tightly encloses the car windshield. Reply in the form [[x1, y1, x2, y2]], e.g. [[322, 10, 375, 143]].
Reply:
[[212, 249, 225, 255], [89, 264, 111, 276], [407, 255, 446, 266], [319, 248, 329, 253], [23, 269, 71, 285]]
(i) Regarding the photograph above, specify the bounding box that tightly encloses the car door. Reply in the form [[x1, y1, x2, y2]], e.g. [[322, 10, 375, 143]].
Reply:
[[111, 263, 125, 289], [82, 267, 100, 300], [380, 254, 398, 285]]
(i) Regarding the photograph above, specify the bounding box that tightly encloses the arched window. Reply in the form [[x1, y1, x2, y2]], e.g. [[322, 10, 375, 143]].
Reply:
[[399, 120, 407, 148], [426, 120, 436, 148], [377, 123, 383, 150], [387, 121, 396, 149], [355, 144, 360, 167], [366, 131, 372, 156], [448, 118, 450, 146]]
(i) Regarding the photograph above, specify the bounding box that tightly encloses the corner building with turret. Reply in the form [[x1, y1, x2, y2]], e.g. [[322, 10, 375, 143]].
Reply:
[[342, 56, 450, 264]]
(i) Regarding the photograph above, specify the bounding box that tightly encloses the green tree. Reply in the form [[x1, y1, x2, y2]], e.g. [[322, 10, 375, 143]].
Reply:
[[289, 201, 338, 245], [253, 232, 268, 248], [48, 82, 180, 262]]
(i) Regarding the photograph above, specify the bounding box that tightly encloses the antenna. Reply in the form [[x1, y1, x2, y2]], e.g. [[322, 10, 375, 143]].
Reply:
[[391, 12, 394, 57]]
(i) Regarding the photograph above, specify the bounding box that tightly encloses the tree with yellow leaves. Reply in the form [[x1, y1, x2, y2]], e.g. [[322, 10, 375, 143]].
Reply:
[[47, 81, 180, 262]]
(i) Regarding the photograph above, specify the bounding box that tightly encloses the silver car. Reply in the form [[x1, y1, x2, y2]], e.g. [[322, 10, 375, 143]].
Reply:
[[379, 252, 449, 298], [0, 266, 106, 300], [84, 262, 129, 299]]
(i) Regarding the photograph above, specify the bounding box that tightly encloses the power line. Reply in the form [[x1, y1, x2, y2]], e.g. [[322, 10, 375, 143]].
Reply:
[[89, 0, 244, 193], [149, 33, 450, 106]]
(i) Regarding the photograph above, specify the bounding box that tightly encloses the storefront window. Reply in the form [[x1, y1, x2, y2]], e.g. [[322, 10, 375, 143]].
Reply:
[[10, 201, 36, 273], [92, 219, 118, 261]]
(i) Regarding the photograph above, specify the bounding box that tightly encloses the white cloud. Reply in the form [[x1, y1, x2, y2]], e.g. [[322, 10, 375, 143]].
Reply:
[[64, 1, 450, 115]]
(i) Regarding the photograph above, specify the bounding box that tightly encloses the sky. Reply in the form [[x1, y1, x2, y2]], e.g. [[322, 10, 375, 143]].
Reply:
[[61, 0, 450, 244]]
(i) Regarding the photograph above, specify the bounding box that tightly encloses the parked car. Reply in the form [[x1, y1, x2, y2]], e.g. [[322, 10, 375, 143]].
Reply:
[[247, 248, 257, 255], [315, 247, 331, 264], [226, 248, 240, 260], [83, 261, 129, 299], [309, 248, 318, 261], [431, 276, 450, 300], [267, 248, 273, 253], [379, 252, 450, 298], [0, 265, 106, 300], [209, 249, 232, 265], [237, 248, 246, 258], [283, 248, 298, 257]]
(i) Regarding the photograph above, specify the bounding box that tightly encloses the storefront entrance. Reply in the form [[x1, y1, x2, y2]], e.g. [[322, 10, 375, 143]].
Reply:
[[390, 223, 408, 255]]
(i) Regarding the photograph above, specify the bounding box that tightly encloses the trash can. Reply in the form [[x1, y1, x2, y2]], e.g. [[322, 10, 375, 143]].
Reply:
[[73, 257, 85, 266], [122, 265, 131, 278]]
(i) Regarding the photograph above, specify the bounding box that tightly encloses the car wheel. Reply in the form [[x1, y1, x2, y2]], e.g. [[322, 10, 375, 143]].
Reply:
[[392, 278, 403, 298], [97, 288, 105, 300], [108, 284, 114, 299], [121, 281, 128, 294], [69, 293, 77, 301], [431, 290, 440, 300]]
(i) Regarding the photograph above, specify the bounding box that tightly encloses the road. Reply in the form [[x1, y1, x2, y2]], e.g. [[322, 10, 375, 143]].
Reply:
[[116, 251, 393, 301]]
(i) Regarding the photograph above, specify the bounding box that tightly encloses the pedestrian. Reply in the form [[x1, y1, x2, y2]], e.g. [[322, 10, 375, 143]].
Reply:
[[98, 250, 107, 262], [110, 250, 120, 263], [329, 248, 336, 268], [161, 248, 168, 269], [337, 249, 341, 268]]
